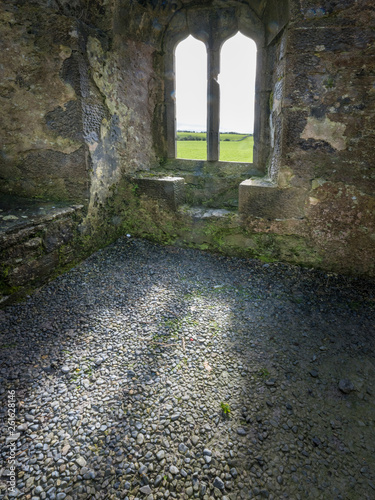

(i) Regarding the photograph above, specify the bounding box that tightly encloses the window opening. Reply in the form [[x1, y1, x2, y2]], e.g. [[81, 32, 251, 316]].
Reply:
[[175, 35, 207, 160], [219, 33, 257, 163]]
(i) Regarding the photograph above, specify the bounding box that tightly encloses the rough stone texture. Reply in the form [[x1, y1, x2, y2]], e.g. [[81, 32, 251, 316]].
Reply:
[[0, 203, 84, 304], [13, 146, 89, 202], [282, 18, 375, 193], [86, 33, 159, 219], [131, 176, 185, 211], [0, 4, 87, 202], [239, 179, 307, 219], [0, 0, 158, 208]]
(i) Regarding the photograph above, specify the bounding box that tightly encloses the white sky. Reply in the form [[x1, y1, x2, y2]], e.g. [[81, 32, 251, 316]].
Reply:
[[175, 33, 257, 133]]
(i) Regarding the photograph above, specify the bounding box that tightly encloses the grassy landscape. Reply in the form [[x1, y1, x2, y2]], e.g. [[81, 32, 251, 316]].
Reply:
[[177, 132, 254, 162]]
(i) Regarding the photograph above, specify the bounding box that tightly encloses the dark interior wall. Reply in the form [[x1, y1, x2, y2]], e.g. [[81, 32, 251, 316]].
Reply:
[[0, 0, 160, 208]]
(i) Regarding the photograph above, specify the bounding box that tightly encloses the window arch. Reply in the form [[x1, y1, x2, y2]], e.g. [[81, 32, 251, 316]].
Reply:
[[162, 2, 278, 174], [173, 32, 257, 162], [175, 35, 207, 160], [172, 31, 258, 163], [219, 32, 257, 162]]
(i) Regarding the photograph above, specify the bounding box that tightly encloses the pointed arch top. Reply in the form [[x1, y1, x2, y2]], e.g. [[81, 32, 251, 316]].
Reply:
[[161, 0, 289, 167]]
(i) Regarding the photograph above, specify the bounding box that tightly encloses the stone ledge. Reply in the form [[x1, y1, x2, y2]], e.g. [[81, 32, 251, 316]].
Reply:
[[159, 160, 263, 209], [239, 179, 307, 219], [0, 204, 84, 239], [133, 176, 185, 211], [181, 206, 233, 220], [163, 158, 262, 177], [0, 203, 84, 306]]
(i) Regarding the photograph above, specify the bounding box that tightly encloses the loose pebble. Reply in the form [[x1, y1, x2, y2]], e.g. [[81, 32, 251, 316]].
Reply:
[[0, 238, 374, 499]]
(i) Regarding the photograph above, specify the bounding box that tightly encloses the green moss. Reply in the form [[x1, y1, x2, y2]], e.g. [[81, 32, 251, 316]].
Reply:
[[1, 264, 10, 279], [0, 165, 331, 307], [258, 255, 277, 263], [102, 179, 186, 247], [0, 264, 17, 296], [256, 367, 270, 379], [323, 76, 335, 89], [198, 243, 210, 250]]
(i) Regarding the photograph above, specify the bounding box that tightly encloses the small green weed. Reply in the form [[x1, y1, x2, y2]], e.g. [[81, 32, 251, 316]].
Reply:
[[323, 76, 335, 88], [184, 288, 205, 299], [159, 314, 198, 340], [292, 297, 303, 304], [209, 320, 220, 336], [130, 183, 139, 195], [84, 366, 93, 377], [71, 368, 81, 381], [257, 367, 270, 379], [220, 402, 231, 415]]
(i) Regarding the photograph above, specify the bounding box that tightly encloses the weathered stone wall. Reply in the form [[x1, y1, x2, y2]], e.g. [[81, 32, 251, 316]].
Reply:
[[113, 0, 375, 277], [274, 0, 375, 274], [0, 204, 84, 304], [0, 0, 159, 210], [0, 0, 162, 303], [0, 3, 88, 202]]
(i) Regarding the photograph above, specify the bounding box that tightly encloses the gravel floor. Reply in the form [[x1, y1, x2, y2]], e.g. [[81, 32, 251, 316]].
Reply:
[[1, 237, 375, 500]]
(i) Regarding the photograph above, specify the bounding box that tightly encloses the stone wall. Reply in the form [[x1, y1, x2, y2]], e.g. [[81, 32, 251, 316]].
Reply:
[[144, 0, 375, 276], [118, 0, 375, 277], [0, 4, 88, 202], [276, 0, 375, 274], [0, 0, 159, 209], [0, 0, 161, 303]]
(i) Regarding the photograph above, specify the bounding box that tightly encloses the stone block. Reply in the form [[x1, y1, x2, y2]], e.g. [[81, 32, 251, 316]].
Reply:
[[135, 177, 185, 211], [0, 204, 83, 302], [9, 252, 59, 287], [239, 179, 306, 219], [43, 220, 74, 253]]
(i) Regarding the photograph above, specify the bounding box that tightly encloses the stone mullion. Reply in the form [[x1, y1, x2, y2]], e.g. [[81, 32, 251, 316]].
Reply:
[[165, 51, 176, 159], [207, 44, 220, 162]]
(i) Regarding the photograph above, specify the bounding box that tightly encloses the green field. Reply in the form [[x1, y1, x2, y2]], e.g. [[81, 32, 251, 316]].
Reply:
[[177, 132, 254, 162]]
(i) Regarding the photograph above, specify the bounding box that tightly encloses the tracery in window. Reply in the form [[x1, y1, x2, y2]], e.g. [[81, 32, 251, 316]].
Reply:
[[175, 35, 207, 160], [219, 33, 257, 163]]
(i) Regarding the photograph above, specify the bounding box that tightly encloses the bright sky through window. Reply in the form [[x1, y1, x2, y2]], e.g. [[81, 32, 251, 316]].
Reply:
[[175, 36, 207, 132], [220, 33, 257, 133], [175, 33, 257, 133]]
